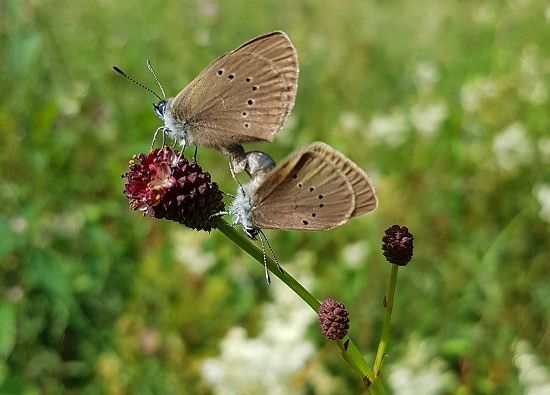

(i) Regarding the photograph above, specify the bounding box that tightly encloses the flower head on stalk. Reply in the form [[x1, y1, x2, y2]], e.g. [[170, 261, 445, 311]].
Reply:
[[382, 225, 414, 266], [318, 298, 350, 340], [123, 146, 224, 231]]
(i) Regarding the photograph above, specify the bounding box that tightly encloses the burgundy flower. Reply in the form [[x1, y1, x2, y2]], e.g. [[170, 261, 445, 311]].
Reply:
[[318, 298, 350, 340], [382, 225, 414, 266], [123, 146, 224, 231]]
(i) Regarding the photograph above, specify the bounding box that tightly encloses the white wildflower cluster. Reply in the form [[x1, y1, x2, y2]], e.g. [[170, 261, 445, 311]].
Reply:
[[338, 111, 361, 133], [492, 123, 534, 171], [367, 101, 448, 145], [518, 46, 548, 105], [513, 340, 550, 395], [368, 111, 408, 148], [460, 77, 501, 114], [388, 338, 457, 395], [172, 230, 216, 275], [414, 61, 440, 94], [534, 184, 550, 224], [201, 278, 317, 395], [410, 102, 448, 137], [341, 241, 369, 269], [472, 3, 497, 24]]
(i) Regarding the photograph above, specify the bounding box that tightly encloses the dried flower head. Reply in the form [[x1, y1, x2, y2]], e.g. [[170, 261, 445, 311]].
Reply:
[[382, 225, 414, 266], [318, 298, 350, 340], [123, 146, 224, 231]]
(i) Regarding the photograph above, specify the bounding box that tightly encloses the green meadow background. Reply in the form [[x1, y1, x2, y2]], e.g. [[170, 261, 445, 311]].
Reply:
[[1, 0, 549, 393]]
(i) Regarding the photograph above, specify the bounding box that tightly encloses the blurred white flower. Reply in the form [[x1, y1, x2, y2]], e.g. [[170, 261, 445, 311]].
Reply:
[[9, 216, 28, 234], [341, 241, 369, 269], [388, 337, 457, 395], [368, 111, 408, 148], [492, 123, 533, 171], [172, 230, 216, 275], [198, 0, 218, 18], [5, 286, 24, 302], [339, 111, 362, 132], [52, 211, 85, 237], [472, 3, 497, 24], [410, 102, 448, 137], [59, 81, 88, 116], [460, 78, 500, 113], [195, 30, 211, 46], [513, 340, 550, 395], [518, 46, 548, 105], [414, 62, 439, 93], [534, 184, 550, 224], [538, 137, 550, 163], [201, 276, 316, 394]]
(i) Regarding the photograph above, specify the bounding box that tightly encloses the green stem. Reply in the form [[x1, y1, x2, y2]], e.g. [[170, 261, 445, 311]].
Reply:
[[373, 264, 399, 376], [214, 218, 385, 394]]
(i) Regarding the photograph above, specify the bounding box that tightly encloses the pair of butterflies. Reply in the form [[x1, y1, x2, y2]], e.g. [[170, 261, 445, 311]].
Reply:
[[116, 31, 378, 241]]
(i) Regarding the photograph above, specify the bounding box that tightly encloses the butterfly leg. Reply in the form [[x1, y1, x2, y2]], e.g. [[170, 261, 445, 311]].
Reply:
[[151, 126, 165, 149], [228, 161, 243, 189], [208, 211, 228, 221], [221, 145, 247, 175], [192, 146, 198, 163]]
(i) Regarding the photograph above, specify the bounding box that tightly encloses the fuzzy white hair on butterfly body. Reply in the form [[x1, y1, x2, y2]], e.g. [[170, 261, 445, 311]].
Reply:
[[229, 177, 263, 239], [153, 98, 188, 146]]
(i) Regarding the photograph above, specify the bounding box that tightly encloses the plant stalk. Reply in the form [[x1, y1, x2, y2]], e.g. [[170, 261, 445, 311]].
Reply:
[[214, 218, 385, 394]]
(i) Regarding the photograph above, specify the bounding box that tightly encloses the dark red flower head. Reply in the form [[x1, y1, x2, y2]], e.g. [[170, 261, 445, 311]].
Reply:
[[382, 225, 414, 266], [123, 146, 224, 231], [318, 298, 350, 340]]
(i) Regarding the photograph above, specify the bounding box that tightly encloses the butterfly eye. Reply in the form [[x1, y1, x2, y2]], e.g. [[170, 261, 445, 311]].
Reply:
[[153, 100, 167, 120]]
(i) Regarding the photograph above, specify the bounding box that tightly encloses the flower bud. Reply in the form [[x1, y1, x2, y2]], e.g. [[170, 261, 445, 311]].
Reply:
[[318, 298, 350, 340], [382, 225, 414, 265]]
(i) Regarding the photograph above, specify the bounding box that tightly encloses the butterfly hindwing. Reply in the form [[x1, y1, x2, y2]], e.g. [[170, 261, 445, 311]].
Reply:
[[309, 142, 378, 216], [250, 148, 355, 230]]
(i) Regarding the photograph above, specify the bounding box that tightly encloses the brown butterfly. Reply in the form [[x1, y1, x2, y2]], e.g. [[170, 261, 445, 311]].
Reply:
[[229, 142, 378, 239], [115, 31, 298, 175]]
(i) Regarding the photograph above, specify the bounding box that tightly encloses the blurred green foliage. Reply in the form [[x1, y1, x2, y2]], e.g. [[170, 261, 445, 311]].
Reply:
[[1, 0, 549, 393]]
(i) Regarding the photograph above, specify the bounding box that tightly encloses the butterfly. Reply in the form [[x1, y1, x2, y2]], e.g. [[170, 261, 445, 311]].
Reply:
[[115, 31, 298, 176]]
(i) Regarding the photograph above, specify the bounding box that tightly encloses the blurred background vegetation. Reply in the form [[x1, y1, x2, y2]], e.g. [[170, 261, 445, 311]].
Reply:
[[1, 0, 549, 393]]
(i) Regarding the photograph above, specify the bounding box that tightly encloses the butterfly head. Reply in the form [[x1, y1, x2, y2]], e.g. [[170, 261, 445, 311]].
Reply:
[[244, 226, 260, 240], [153, 99, 168, 121]]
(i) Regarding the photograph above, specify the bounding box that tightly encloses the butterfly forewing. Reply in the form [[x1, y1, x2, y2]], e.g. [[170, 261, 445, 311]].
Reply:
[[250, 150, 355, 230], [170, 31, 298, 148], [310, 142, 378, 216]]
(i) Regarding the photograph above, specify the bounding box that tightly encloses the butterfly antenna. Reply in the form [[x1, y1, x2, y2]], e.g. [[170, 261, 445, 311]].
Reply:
[[257, 233, 271, 284], [113, 66, 163, 101], [146, 60, 166, 99], [260, 230, 283, 275]]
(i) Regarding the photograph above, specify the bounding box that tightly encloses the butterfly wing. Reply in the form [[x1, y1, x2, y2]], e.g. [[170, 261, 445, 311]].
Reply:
[[249, 147, 355, 230], [310, 142, 378, 216], [170, 31, 298, 148]]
